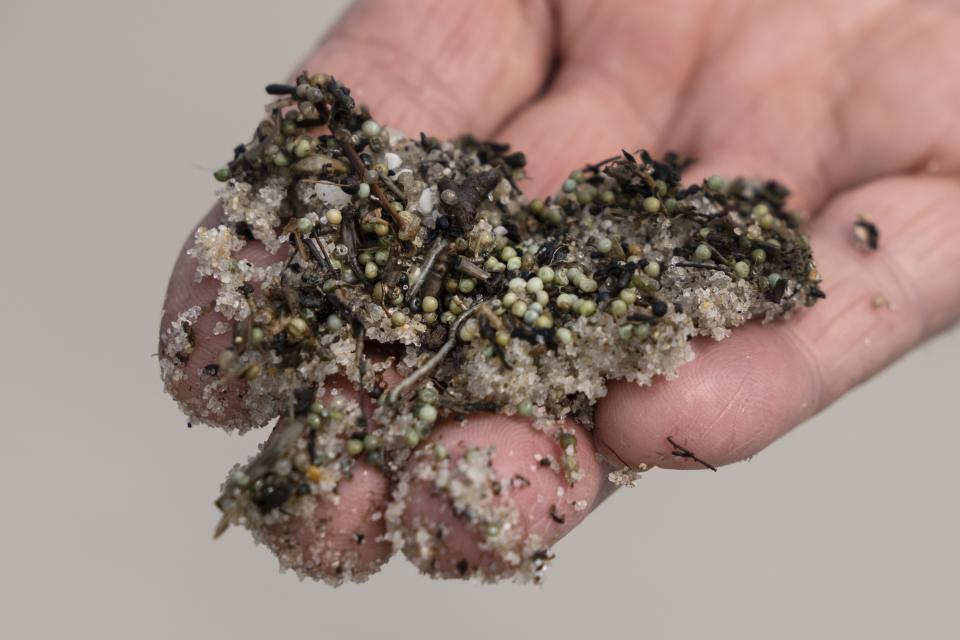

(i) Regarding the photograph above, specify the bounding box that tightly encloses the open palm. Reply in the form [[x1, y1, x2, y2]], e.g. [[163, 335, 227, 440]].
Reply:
[[161, 0, 960, 580]]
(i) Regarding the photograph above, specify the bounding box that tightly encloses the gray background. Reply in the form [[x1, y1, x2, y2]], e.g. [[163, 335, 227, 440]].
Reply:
[[2, 1, 957, 638]]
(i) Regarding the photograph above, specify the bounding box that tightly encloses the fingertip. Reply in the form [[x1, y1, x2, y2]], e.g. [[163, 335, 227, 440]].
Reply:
[[258, 462, 392, 585], [393, 414, 604, 581], [159, 208, 287, 431], [596, 325, 822, 470]]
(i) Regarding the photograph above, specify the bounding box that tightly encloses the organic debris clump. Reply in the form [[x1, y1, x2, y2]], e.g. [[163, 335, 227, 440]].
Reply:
[[160, 73, 823, 584]]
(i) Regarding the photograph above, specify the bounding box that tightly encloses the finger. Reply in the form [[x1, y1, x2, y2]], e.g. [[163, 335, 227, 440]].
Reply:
[[256, 456, 392, 584], [670, 1, 960, 216], [159, 205, 282, 429], [160, 0, 555, 428], [394, 413, 605, 580], [492, 0, 710, 195], [595, 174, 960, 469], [229, 374, 402, 582], [305, 0, 554, 138]]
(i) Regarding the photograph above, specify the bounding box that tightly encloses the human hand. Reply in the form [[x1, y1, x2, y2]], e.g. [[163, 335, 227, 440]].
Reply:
[[160, 0, 960, 580]]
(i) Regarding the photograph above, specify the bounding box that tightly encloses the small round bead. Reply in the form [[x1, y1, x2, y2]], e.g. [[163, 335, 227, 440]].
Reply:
[[214, 167, 231, 182], [619, 288, 638, 305], [534, 314, 553, 329], [326, 314, 342, 331], [418, 387, 439, 404], [495, 330, 511, 346], [544, 206, 564, 224], [418, 404, 438, 424], [500, 246, 517, 261], [357, 183, 371, 199], [517, 400, 534, 417], [526, 277, 544, 294], [618, 324, 634, 340], [768, 273, 782, 287], [633, 322, 651, 340], [530, 199, 545, 215], [577, 277, 598, 293], [347, 438, 363, 458], [404, 429, 421, 448], [523, 309, 540, 325], [734, 261, 751, 279], [325, 208, 343, 225], [230, 470, 250, 486], [296, 217, 314, 234], [511, 300, 528, 317], [506, 256, 522, 271], [361, 119, 381, 138], [362, 433, 381, 451], [562, 179, 577, 193], [751, 203, 769, 218], [610, 299, 627, 317], [759, 213, 775, 230], [440, 189, 458, 205], [751, 248, 767, 264], [421, 296, 439, 313], [288, 317, 309, 338], [537, 266, 555, 283], [693, 243, 712, 261], [642, 196, 661, 213], [502, 291, 518, 307], [535, 290, 549, 306], [373, 221, 390, 236], [556, 293, 576, 310], [555, 327, 573, 345], [459, 278, 476, 294], [508, 277, 526, 294], [577, 300, 597, 317], [644, 261, 661, 278], [391, 311, 407, 326], [293, 137, 313, 158], [706, 175, 726, 191], [305, 413, 322, 430], [458, 320, 478, 342], [596, 238, 613, 254], [364, 262, 379, 279], [250, 327, 265, 346]]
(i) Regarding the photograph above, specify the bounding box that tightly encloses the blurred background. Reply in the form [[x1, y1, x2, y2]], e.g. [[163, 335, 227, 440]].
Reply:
[[2, 1, 958, 638]]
